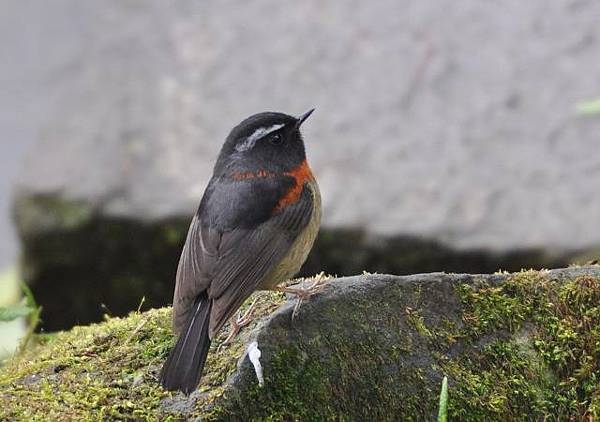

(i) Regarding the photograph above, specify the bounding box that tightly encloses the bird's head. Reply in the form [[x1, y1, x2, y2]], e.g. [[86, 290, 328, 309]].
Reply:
[[215, 109, 315, 176]]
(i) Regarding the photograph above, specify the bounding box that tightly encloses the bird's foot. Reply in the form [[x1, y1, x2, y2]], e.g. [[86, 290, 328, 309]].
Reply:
[[277, 273, 328, 319], [220, 299, 258, 347]]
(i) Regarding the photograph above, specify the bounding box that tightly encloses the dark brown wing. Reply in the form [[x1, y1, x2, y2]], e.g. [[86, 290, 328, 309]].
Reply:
[[171, 214, 214, 333], [172, 176, 313, 338]]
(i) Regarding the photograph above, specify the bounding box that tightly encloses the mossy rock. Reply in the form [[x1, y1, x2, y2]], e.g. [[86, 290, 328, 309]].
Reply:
[[1, 268, 600, 420]]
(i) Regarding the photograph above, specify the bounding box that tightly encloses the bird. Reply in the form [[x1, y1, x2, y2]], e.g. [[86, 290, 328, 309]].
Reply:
[[160, 109, 322, 394]]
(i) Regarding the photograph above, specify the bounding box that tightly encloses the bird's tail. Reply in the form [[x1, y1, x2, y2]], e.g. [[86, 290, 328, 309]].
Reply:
[[160, 292, 212, 394]]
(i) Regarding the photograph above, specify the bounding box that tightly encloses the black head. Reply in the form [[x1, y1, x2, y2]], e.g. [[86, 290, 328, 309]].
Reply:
[[214, 109, 314, 176]]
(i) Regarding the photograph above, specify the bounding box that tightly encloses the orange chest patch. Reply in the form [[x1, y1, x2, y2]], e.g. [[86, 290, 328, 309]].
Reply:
[[274, 160, 314, 213], [231, 160, 315, 213]]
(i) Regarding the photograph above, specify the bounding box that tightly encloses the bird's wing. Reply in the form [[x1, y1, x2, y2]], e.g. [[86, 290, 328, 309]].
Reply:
[[172, 175, 314, 337]]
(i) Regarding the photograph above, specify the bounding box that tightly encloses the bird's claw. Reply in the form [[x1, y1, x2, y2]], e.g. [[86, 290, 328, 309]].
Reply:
[[219, 299, 258, 348], [278, 273, 328, 319]]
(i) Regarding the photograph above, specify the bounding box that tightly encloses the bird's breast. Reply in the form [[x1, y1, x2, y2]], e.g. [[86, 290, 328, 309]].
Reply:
[[259, 179, 322, 290]]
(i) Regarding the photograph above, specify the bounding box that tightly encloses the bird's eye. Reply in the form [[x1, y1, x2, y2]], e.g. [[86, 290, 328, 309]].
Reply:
[[269, 133, 283, 145]]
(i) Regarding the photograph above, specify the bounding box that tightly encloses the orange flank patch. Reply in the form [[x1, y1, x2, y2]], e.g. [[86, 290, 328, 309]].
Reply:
[[274, 159, 314, 213]]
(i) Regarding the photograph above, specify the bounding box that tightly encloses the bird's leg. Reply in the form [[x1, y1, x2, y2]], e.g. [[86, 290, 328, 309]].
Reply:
[[276, 273, 328, 319], [221, 298, 258, 346]]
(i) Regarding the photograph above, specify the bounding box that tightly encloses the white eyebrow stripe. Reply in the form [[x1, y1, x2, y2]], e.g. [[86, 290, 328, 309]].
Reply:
[[248, 123, 285, 142], [236, 123, 285, 152]]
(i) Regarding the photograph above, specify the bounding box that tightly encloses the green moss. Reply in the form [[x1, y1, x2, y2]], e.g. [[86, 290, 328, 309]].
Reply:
[[444, 270, 600, 421], [216, 345, 335, 421], [2, 270, 599, 420], [405, 307, 433, 338], [0, 291, 287, 421], [207, 279, 439, 421], [0, 307, 171, 421], [436, 338, 554, 420]]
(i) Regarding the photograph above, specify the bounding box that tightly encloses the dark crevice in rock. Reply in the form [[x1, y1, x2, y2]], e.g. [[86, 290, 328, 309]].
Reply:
[[302, 228, 575, 278], [14, 196, 580, 331]]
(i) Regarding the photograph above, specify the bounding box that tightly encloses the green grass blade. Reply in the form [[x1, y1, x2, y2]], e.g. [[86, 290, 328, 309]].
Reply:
[[20, 282, 38, 309], [437, 375, 448, 422], [17, 282, 42, 353]]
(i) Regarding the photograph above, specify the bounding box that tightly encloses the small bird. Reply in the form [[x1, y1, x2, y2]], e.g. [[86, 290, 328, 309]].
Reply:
[[160, 109, 322, 394]]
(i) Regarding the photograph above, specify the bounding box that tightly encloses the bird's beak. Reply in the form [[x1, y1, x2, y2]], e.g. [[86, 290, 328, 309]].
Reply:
[[295, 108, 315, 128]]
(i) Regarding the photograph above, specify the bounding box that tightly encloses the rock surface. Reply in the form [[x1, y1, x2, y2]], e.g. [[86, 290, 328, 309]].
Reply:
[[10, 0, 600, 329], [1, 267, 599, 420]]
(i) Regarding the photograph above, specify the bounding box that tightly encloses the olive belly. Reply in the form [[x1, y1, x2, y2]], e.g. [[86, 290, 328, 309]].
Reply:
[[259, 179, 321, 290]]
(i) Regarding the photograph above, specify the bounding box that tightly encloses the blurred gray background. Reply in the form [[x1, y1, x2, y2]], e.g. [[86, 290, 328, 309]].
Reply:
[[1, 1, 85, 268], [1, 0, 599, 333]]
